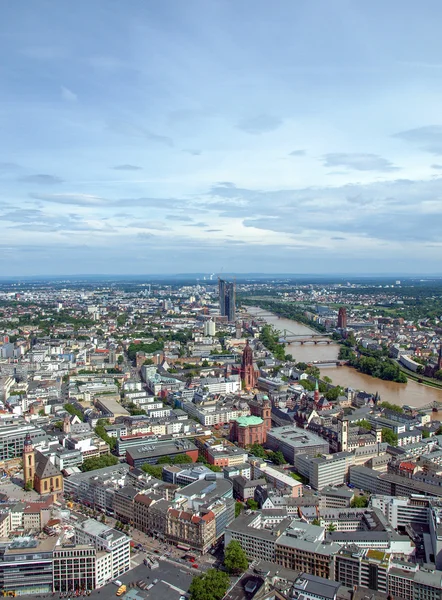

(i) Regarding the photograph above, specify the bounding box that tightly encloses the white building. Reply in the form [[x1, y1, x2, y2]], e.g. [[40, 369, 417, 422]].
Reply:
[[74, 519, 131, 587]]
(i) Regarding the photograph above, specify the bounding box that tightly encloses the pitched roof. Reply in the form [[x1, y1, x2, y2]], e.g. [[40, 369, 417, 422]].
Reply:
[[34, 450, 61, 480]]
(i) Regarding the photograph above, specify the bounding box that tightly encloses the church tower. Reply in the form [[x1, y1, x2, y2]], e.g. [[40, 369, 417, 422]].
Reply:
[[438, 344, 442, 371], [23, 433, 35, 489], [314, 380, 320, 405], [241, 340, 256, 389], [337, 417, 348, 452], [63, 415, 71, 434]]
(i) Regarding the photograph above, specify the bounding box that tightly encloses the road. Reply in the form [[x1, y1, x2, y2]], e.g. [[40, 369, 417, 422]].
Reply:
[[19, 560, 194, 600]]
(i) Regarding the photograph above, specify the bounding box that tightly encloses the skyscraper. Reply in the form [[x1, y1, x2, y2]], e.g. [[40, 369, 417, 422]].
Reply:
[[219, 278, 236, 321], [337, 307, 347, 329]]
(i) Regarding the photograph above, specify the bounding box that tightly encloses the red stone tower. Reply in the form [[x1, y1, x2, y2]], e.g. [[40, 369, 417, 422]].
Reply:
[[241, 340, 256, 389], [337, 307, 347, 329], [438, 344, 442, 371]]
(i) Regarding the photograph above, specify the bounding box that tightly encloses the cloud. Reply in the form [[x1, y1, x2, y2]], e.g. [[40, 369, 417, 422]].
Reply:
[[128, 220, 170, 230], [393, 125, 442, 154], [322, 153, 399, 172], [61, 86, 77, 102], [0, 162, 20, 172], [183, 149, 202, 156], [205, 229, 222, 232], [166, 215, 193, 222], [30, 193, 105, 206], [19, 174, 64, 185], [237, 114, 282, 134], [1, 208, 95, 232], [289, 150, 306, 156], [331, 236, 346, 240], [108, 121, 173, 146], [432, 164, 442, 170], [112, 164, 143, 171]]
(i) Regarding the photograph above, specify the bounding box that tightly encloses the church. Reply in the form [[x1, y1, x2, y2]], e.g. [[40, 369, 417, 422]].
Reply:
[[240, 339, 259, 389], [23, 433, 63, 497]]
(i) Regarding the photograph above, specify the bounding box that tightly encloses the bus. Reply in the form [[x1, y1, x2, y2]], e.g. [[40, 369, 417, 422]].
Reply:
[[176, 544, 191, 551]]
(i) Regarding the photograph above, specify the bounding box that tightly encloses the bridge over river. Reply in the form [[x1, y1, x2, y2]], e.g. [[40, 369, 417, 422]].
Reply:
[[278, 328, 333, 345]]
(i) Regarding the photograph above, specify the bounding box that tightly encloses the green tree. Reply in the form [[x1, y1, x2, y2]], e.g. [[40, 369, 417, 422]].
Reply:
[[269, 450, 285, 465], [141, 464, 163, 479], [223, 540, 248, 574], [157, 455, 172, 464], [379, 401, 404, 414], [81, 455, 119, 472], [189, 569, 230, 600], [248, 443, 267, 459], [422, 429, 430, 439], [25, 480, 33, 491], [235, 501, 244, 518], [350, 495, 369, 508], [95, 419, 117, 450], [64, 403, 84, 422], [327, 523, 336, 532], [356, 419, 372, 431], [311, 518, 321, 526], [246, 498, 259, 510], [435, 370, 442, 381], [117, 355, 124, 364], [381, 428, 398, 446], [172, 454, 193, 464]]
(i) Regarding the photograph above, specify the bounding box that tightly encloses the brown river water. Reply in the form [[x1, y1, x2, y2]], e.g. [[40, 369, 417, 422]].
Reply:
[[247, 306, 442, 412]]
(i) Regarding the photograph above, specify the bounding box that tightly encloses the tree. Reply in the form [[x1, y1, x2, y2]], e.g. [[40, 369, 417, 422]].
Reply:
[[235, 501, 244, 518], [246, 498, 259, 510], [224, 540, 248, 574], [269, 450, 285, 465], [64, 403, 84, 421], [381, 428, 398, 447], [141, 464, 163, 479], [356, 419, 372, 431], [81, 454, 119, 472], [172, 453, 193, 464], [379, 401, 404, 414], [249, 443, 267, 459], [189, 569, 230, 600], [311, 518, 321, 526], [327, 523, 336, 532], [117, 355, 124, 364], [25, 480, 33, 491], [350, 495, 369, 508], [422, 429, 430, 439]]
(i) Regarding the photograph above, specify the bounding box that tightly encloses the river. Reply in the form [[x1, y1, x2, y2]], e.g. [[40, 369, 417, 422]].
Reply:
[[247, 306, 442, 411]]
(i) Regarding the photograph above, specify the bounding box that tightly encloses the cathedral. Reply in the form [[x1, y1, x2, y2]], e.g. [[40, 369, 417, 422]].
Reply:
[[23, 433, 63, 497]]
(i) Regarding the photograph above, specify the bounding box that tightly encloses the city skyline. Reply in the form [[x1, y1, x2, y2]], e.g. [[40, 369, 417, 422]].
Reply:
[[2, 1, 442, 274]]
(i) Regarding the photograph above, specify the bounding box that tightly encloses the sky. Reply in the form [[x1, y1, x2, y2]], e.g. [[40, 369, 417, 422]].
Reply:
[[2, 0, 442, 276]]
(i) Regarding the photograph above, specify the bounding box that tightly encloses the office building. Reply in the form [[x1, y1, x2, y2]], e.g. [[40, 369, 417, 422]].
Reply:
[[294, 452, 354, 490], [125, 439, 198, 467], [74, 519, 131, 587], [266, 427, 329, 464], [219, 278, 236, 322]]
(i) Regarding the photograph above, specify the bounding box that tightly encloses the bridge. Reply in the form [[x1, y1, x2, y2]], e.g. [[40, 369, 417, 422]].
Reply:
[[307, 360, 348, 366], [280, 336, 333, 345], [416, 400, 442, 412], [278, 328, 333, 345]]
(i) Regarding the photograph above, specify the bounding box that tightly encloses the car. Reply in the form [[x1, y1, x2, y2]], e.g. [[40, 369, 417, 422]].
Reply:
[[153, 578, 159, 585], [192, 564, 198, 569]]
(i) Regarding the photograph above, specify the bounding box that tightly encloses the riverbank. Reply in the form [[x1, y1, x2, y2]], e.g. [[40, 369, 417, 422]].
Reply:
[[246, 305, 442, 408], [242, 298, 326, 333], [395, 362, 442, 391]]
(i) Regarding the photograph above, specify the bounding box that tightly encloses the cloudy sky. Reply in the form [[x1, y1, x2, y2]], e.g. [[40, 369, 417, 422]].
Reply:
[[2, 0, 442, 275]]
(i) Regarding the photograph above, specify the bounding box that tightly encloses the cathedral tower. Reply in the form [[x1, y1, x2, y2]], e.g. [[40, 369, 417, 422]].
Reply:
[[23, 433, 35, 489]]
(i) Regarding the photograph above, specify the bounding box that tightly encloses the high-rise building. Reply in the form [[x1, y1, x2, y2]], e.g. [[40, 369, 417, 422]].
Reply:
[[337, 307, 347, 329], [219, 278, 236, 321]]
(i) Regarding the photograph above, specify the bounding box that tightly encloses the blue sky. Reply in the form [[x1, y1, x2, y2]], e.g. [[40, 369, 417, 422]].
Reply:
[[2, 0, 442, 275]]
